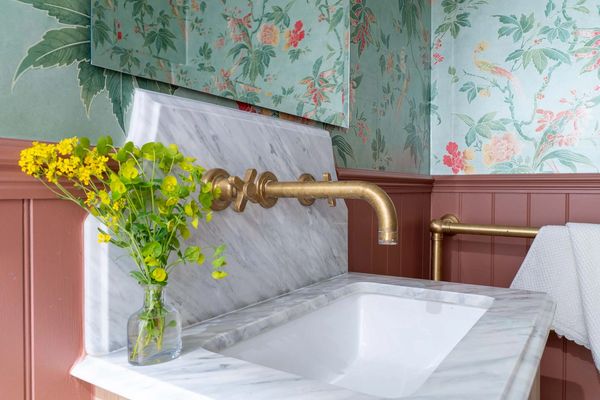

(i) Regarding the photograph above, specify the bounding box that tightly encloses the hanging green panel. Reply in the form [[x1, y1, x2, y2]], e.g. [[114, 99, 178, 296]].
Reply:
[[91, 0, 350, 127]]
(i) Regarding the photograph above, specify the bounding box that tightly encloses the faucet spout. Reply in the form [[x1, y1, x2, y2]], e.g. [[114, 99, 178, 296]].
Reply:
[[202, 168, 398, 245], [264, 180, 398, 245]]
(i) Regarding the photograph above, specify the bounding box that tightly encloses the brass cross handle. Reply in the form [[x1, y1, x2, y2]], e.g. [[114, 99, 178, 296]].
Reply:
[[229, 168, 257, 212], [201, 167, 398, 245]]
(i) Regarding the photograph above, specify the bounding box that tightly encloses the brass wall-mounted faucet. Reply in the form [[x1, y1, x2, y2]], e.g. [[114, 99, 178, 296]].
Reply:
[[202, 168, 398, 245]]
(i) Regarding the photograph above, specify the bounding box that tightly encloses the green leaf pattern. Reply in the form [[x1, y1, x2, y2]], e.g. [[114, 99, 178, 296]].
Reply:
[[432, 0, 600, 174], [91, 0, 350, 127], [13, 0, 177, 134], [13, 0, 431, 174]]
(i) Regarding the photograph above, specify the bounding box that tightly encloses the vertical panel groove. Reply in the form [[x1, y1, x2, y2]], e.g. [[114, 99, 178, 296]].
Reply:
[[421, 193, 427, 279], [458, 193, 463, 282], [563, 193, 568, 400], [491, 193, 495, 286], [23, 199, 32, 400], [562, 339, 567, 400]]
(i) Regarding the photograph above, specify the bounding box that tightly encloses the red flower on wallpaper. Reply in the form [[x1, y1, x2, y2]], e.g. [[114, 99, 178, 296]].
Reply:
[[236, 101, 257, 113], [284, 21, 305, 49], [442, 142, 474, 174]]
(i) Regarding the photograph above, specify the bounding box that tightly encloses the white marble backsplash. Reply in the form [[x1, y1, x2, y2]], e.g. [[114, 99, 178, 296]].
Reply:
[[84, 89, 347, 355]]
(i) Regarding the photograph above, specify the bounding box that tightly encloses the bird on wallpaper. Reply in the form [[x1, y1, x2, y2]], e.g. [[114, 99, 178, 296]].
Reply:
[[472, 41, 524, 97]]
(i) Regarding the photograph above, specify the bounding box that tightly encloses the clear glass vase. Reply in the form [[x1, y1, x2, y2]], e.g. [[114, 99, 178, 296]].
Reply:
[[127, 284, 182, 366]]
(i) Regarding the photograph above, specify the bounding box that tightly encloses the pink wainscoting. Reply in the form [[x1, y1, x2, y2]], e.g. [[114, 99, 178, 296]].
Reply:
[[338, 169, 433, 279], [432, 174, 600, 400], [0, 138, 92, 400], [3, 137, 600, 400]]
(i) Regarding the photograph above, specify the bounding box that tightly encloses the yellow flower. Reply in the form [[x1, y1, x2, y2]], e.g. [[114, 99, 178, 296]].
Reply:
[[463, 148, 475, 161], [45, 161, 58, 183], [18, 142, 57, 177], [474, 41, 489, 53], [56, 137, 78, 156], [211, 271, 228, 280], [145, 256, 161, 267], [56, 155, 82, 178], [161, 175, 178, 194], [258, 23, 280, 46], [97, 232, 111, 243], [84, 149, 108, 178], [120, 160, 139, 180], [151, 267, 167, 282], [78, 166, 92, 185], [85, 192, 97, 207], [464, 164, 476, 174], [98, 190, 110, 205], [112, 199, 125, 211]]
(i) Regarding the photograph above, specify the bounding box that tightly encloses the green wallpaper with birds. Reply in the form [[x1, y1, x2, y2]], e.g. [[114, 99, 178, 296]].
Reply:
[[2, 0, 431, 174], [431, 0, 600, 175]]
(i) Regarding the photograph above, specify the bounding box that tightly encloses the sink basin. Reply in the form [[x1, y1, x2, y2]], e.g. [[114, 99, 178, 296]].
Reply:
[[72, 274, 554, 400], [221, 289, 492, 398]]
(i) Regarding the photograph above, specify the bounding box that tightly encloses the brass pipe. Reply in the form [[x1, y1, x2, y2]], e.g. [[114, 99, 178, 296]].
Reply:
[[429, 214, 539, 281], [431, 232, 444, 281], [265, 180, 398, 245], [202, 168, 398, 245]]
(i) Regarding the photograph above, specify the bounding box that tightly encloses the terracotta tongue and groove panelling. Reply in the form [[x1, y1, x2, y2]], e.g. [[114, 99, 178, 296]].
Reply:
[[5, 138, 600, 400], [0, 138, 92, 400], [338, 168, 433, 279], [432, 174, 600, 400]]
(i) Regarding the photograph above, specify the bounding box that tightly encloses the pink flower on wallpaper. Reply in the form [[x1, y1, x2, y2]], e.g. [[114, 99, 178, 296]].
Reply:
[[227, 13, 252, 43], [574, 29, 600, 38], [483, 133, 520, 166], [442, 142, 473, 174], [434, 38, 442, 49], [215, 36, 225, 49], [584, 58, 600, 72], [535, 109, 555, 132], [536, 107, 589, 136], [556, 133, 580, 147], [356, 120, 371, 144], [284, 21, 305, 49], [433, 53, 444, 65], [258, 23, 280, 46], [385, 54, 394, 73]]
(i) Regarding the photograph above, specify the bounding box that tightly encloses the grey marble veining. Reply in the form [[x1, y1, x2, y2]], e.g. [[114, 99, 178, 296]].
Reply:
[[73, 273, 554, 400], [84, 89, 347, 355]]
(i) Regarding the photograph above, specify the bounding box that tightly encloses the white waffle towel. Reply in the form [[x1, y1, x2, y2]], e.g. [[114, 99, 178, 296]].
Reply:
[[511, 223, 600, 370]]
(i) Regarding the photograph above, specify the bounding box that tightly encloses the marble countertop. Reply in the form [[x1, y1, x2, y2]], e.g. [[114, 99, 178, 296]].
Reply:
[[72, 273, 554, 400]]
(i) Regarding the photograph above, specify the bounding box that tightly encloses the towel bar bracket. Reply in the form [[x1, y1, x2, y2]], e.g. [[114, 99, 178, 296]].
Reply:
[[429, 214, 540, 281]]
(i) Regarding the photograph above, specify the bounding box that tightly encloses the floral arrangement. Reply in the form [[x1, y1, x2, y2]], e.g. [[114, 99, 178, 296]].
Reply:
[[19, 136, 226, 363]]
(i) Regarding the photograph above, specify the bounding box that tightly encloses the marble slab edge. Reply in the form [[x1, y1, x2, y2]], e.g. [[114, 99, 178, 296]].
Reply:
[[72, 273, 555, 400]]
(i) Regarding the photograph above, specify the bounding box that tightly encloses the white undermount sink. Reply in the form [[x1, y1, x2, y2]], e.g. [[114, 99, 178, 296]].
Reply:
[[221, 289, 492, 398]]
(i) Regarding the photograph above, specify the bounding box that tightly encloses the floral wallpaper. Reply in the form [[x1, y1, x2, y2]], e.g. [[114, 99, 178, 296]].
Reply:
[[332, 0, 432, 173], [431, 0, 600, 175], [90, 0, 350, 127], [233, 0, 432, 173], [5, 0, 431, 174]]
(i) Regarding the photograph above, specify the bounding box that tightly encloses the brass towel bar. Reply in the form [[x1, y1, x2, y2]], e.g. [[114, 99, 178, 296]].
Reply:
[[430, 214, 540, 281]]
